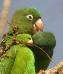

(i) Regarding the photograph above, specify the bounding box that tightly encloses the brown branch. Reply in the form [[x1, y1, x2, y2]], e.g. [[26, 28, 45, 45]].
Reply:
[[0, 0, 11, 34], [37, 61, 63, 74]]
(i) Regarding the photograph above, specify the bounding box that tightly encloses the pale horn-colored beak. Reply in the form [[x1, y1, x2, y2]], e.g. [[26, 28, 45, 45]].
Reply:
[[27, 39, 33, 46], [32, 19, 44, 34]]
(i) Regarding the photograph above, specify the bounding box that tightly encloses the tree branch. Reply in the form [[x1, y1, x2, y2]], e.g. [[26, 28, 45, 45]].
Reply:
[[0, 0, 11, 34], [37, 61, 63, 74]]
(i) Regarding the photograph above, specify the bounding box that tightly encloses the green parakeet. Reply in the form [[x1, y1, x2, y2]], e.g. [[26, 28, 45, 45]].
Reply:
[[10, 34, 35, 74], [0, 34, 35, 74], [8, 8, 56, 72]]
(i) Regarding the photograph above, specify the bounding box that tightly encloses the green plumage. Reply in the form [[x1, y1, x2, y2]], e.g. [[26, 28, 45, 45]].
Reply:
[[32, 32, 56, 72], [16, 34, 32, 43], [2, 35, 13, 50], [8, 8, 41, 35], [0, 8, 56, 73], [0, 45, 16, 74], [4, 36, 13, 45], [10, 45, 35, 74], [0, 57, 14, 74], [32, 32, 56, 48], [0, 34, 35, 74]]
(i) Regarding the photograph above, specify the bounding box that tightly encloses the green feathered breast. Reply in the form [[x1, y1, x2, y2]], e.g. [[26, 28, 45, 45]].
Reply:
[[10, 45, 35, 74]]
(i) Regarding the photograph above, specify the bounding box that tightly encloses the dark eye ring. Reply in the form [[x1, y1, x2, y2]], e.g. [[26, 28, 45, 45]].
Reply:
[[26, 14, 33, 20], [28, 37, 31, 40]]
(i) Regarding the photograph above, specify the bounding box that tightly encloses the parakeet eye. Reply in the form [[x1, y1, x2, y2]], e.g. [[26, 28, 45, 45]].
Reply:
[[28, 37, 31, 40], [26, 14, 33, 20]]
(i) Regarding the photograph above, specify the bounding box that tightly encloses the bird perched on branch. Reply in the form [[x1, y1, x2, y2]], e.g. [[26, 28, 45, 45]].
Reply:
[[0, 8, 56, 73]]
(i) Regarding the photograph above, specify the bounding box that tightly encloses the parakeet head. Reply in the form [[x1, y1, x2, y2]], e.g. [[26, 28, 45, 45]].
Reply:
[[16, 34, 33, 46], [10, 8, 44, 34]]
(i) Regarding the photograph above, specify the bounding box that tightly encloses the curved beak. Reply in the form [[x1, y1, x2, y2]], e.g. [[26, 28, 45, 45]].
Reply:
[[32, 19, 44, 34], [27, 39, 33, 46]]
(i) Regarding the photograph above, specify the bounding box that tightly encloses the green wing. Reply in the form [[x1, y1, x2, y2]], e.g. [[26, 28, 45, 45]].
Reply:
[[32, 32, 56, 72], [10, 45, 35, 74], [32, 32, 56, 49]]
